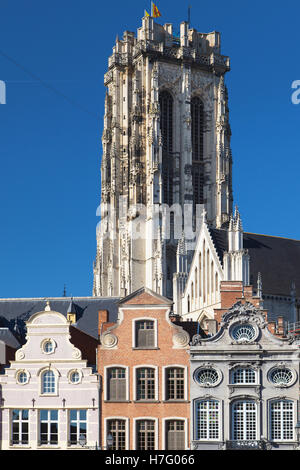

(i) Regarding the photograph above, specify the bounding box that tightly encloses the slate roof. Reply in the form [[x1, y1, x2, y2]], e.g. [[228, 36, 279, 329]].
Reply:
[[209, 228, 300, 298], [174, 321, 206, 340], [0, 297, 120, 342], [0, 328, 20, 349]]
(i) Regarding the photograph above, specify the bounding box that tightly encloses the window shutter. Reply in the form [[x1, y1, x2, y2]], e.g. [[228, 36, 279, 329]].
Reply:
[[109, 378, 118, 401]]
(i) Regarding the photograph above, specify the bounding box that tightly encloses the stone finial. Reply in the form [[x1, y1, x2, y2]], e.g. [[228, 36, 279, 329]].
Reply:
[[257, 272, 263, 299], [44, 301, 51, 312]]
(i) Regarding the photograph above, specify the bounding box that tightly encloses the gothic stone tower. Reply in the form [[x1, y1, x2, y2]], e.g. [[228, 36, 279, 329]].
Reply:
[[93, 16, 233, 299]]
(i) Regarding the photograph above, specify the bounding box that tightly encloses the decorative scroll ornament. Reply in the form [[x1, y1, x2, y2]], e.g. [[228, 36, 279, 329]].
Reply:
[[172, 330, 190, 348], [101, 333, 118, 348]]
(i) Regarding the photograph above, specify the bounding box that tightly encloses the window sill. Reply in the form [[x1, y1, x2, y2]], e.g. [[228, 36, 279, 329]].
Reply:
[[132, 347, 160, 350], [133, 400, 160, 403], [104, 400, 131, 403], [162, 400, 190, 403]]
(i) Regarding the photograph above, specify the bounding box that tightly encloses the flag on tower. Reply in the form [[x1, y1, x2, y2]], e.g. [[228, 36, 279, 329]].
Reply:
[[152, 2, 161, 18], [145, 10, 150, 17]]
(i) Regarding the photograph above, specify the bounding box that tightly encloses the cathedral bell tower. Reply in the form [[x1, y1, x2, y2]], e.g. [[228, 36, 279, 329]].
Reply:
[[93, 16, 233, 298]]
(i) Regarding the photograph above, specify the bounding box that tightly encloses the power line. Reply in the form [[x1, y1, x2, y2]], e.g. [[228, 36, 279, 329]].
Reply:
[[0, 48, 100, 119]]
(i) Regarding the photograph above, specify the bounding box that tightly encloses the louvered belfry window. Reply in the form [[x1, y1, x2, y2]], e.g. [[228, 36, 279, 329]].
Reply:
[[107, 368, 126, 401], [135, 320, 155, 348], [191, 97, 204, 212], [166, 420, 185, 450], [159, 91, 173, 206]]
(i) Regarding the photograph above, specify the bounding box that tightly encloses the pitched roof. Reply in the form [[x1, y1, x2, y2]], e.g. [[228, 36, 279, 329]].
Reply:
[[0, 328, 20, 349], [209, 228, 300, 298], [0, 297, 120, 341]]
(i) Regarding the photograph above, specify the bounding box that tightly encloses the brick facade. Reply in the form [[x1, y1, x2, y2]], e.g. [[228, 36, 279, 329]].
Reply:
[[98, 288, 191, 450]]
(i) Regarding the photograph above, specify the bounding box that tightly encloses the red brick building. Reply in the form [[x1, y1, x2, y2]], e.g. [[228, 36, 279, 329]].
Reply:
[[98, 288, 197, 450]]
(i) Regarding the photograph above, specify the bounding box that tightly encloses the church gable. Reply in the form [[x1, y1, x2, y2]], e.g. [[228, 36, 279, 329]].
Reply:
[[119, 287, 172, 307]]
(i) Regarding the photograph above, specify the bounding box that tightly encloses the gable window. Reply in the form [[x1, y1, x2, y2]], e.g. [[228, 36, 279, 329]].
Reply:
[[39, 410, 58, 446], [195, 400, 220, 440], [69, 410, 87, 446], [165, 368, 185, 401], [107, 419, 126, 450], [136, 368, 155, 401], [270, 400, 294, 441], [136, 420, 155, 450], [165, 420, 185, 450], [42, 370, 56, 394], [231, 368, 256, 384], [135, 320, 155, 348], [11, 409, 29, 445], [107, 367, 127, 401]]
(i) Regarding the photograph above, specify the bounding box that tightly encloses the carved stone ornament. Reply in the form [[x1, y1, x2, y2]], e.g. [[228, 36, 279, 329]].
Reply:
[[72, 347, 81, 359], [172, 330, 190, 348], [101, 332, 118, 348], [16, 349, 25, 360], [220, 301, 268, 330]]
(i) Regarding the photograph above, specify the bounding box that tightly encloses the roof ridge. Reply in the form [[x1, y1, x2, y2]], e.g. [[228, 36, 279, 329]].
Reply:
[[245, 232, 300, 242]]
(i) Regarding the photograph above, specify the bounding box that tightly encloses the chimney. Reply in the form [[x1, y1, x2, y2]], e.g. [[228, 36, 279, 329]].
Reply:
[[98, 310, 109, 338]]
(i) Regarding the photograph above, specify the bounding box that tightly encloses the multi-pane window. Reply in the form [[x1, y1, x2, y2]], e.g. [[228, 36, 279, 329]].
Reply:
[[270, 400, 294, 441], [232, 401, 257, 441], [196, 400, 220, 440], [39, 410, 58, 445], [42, 370, 56, 394], [135, 320, 155, 348], [107, 419, 126, 450], [136, 368, 155, 401], [69, 410, 87, 446], [159, 91, 173, 206], [166, 368, 185, 400], [231, 368, 256, 384], [136, 420, 155, 450], [166, 420, 185, 450], [107, 368, 126, 401], [11, 409, 29, 445]]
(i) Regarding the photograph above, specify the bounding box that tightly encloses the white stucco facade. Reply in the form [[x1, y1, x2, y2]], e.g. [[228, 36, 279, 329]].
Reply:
[[0, 304, 100, 450]]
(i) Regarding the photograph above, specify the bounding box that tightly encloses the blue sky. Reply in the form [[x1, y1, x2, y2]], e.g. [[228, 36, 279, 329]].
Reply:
[[0, 0, 299, 298]]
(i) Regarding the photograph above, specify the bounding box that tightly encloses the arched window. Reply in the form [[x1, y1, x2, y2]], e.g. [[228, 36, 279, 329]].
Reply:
[[107, 367, 127, 401], [159, 91, 173, 205], [195, 268, 198, 304], [195, 400, 220, 440], [270, 400, 294, 441], [199, 253, 202, 297], [191, 97, 204, 212], [42, 370, 56, 394], [231, 401, 257, 441]]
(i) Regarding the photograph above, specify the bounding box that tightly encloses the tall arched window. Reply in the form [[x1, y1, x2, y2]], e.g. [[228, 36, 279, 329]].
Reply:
[[231, 400, 257, 441], [159, 91, 173, 205], [191, 97, 204, 212], [195, 400, 220, 440], [270, 400, 294, 441]]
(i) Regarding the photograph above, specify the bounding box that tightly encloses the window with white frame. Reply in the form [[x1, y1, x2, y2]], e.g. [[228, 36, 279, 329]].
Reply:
[[69, 410, 87, 446], [136, 368, 156, 401], [41, 370, 56, 394], [135, 320, 155, 348], [39, 410, 58, 445], [11, 409, 29, 445], [107, 419, 126, 450], [165, 368, 185, 401], [270, 400, 294, 441], [136, 420, 156, 450], [232, 401, 257, 441], [195, 400, 220, 440], [165, 420, 185, 450], [107, 367, 127, 401], [231, 368, 256, 384]]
